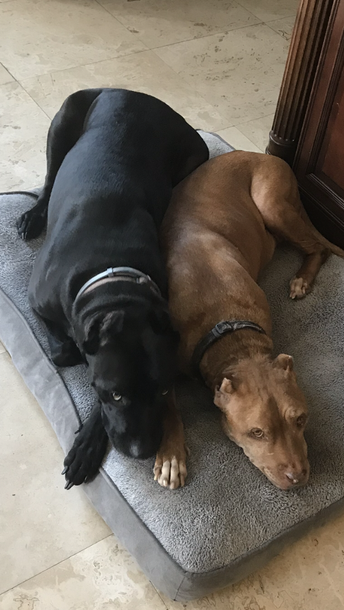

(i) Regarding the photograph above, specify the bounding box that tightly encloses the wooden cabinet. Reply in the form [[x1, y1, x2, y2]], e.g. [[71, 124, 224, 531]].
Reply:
[[267, 0, 344, 246]]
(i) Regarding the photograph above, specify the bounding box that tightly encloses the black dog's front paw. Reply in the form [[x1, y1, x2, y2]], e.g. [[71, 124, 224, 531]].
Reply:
[[63, 418, 109, 488], [16, 209, 46, 241], [50, 339, 84, 368]]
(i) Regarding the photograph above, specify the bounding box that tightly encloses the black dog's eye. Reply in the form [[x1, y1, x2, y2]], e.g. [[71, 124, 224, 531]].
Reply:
[[112, 391, 122, 402], [250, 428, 264, 439], [161, 389, 169, 396]]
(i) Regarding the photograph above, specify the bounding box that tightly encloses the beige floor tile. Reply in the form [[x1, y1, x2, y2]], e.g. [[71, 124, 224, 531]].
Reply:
[[0, 352, 111, 593], [0, 0, 146, 81], [98, 0, 260, 49], [235, 113, 274, 151], [237, 0, 299, 22], [0, 536, 167, 610], [0, 81, 50, 190], [155, 24, 289, 126], [267, 15, 296, 40], [0, 63, 13, 85], [217, 126, 261, 152], [20, 51, 227, 131], [160, 512, 344, 610]]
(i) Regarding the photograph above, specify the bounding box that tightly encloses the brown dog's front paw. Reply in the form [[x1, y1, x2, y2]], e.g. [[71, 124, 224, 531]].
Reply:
[[289, 276, 311, 300], [153, 451, 187, 490]]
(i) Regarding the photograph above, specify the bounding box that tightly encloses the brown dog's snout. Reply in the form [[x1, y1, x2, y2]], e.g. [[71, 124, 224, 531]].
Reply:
[[280, 463, 309, 487]]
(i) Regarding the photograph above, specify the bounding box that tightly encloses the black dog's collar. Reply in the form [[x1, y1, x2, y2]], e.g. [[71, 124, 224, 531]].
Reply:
[[75, 266, 161, 303], [192, 320, 267, 377]]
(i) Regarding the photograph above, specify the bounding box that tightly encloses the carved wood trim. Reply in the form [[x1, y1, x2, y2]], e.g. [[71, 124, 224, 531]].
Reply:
[[266, 0, 335, 164], [294, 0, 344, 174]]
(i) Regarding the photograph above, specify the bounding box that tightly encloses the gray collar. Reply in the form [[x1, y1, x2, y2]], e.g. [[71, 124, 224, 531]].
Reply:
[[74, 266, 161, 303], [192, 319, 267, 379]]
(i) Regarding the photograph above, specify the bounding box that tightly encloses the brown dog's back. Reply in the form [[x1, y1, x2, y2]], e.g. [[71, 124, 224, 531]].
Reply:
[[161, 151, 344, 372], [161, 152, 281, 369]]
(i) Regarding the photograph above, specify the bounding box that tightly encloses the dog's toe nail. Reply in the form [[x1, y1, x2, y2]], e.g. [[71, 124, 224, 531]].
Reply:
[[64, 481, 74, 490], [61, 466, 68, 475]]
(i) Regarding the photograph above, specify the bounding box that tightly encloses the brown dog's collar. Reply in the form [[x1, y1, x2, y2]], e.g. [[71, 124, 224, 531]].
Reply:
[[192, 320, 267, 379]]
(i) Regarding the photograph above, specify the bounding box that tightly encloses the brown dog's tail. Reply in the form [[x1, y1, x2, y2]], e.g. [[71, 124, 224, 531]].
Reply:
[[299, 205, 344, 258], [310, 224, 344, 258]]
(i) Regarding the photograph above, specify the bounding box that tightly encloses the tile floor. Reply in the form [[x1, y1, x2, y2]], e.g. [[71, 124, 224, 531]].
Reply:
[[1, 1, 344, 608]]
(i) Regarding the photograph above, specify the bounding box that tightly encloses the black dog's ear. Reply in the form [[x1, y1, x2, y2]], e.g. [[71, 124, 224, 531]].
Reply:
[[83, 311, 125, 354], [82, 315, 102, 355], [99, 310, 125, 345]]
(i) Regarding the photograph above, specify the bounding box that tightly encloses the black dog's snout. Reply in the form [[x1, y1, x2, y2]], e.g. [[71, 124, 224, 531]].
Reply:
[[127, 440, 156, 460]]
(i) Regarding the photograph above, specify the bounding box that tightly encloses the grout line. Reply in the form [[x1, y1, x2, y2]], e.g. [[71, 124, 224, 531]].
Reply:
[[0, 62, 16, 84], [93, 0, 150, 51], [147, 21, 266, 52], [235, 1, 296, 24], [264, 21, 292, 41], [16, 46, 150, 105], [0, 532, 114, 598], [17, 80, 51, 121], [234, 110, 275, 128], [261, 14, 297, 24], [93, 0, 266, 51]]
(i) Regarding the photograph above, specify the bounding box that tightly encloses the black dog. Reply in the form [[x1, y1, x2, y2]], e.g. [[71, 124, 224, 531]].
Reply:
[[17, 88, 208, 488]]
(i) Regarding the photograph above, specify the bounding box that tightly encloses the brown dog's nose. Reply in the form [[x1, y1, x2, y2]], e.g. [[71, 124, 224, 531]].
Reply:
[[285, 468, 308, 485]]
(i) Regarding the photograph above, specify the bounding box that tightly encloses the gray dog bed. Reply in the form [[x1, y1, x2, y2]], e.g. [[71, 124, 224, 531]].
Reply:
[[1, 132, 344, 602]]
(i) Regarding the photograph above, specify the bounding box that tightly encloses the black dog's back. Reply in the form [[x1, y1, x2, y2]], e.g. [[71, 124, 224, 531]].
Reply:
[[48, 89, 199, 230], [29, 88, 208, 321]]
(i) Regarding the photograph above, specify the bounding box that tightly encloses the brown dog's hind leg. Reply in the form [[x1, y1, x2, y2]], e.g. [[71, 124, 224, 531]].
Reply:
[[274, 210, 330, 300], [275, 211, 330, 299], [254, 162, 332, 299], [153, 388, 187, 490], [289, 247, 330, 299]]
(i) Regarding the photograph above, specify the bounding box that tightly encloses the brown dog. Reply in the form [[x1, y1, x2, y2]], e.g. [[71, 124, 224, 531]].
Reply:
[[153, 151, 344, 491]]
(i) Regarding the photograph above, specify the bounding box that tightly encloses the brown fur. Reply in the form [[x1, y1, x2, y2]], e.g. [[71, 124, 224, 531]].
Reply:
[[154, 151, 344, 490]]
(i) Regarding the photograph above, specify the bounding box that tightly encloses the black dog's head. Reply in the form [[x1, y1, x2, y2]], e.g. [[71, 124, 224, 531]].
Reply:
[[80, 299, 177, 459]]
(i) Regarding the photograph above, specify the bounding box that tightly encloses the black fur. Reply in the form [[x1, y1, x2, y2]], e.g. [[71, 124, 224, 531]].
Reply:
[[17, 88, 208, 486]]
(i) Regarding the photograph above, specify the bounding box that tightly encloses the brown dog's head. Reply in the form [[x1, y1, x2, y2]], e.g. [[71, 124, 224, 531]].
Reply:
[[214, 354, 309, 490]]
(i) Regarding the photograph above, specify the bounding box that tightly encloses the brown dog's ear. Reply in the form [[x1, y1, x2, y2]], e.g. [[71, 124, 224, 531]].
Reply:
[[214, 375, 238, 405], [220, 377, 236, 394], [274, 354, 294, 372]]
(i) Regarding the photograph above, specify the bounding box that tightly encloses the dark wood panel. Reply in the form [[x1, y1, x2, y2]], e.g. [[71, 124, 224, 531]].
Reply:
[[318, 71, 344, 192], [292, 0, 344, 246]]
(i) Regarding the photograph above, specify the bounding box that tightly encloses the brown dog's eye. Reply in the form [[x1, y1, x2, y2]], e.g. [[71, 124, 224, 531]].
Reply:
[[112, 391, 122, 402], [250, 428, 264, 439], [296, 414, 307, 428]]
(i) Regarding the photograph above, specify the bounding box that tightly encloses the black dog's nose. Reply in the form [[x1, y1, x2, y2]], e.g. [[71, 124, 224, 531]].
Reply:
[[128, 441, 155, 460]]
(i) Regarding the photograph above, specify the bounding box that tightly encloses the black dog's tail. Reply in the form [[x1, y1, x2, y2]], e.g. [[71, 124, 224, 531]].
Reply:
[[0, 190, 39, 200]]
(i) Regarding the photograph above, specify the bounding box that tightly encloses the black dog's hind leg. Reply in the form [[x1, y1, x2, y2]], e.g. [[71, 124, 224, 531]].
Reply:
[[40, 317, 84, 367], [17, 88, 104, 241], [62, 404, 109, 488]]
